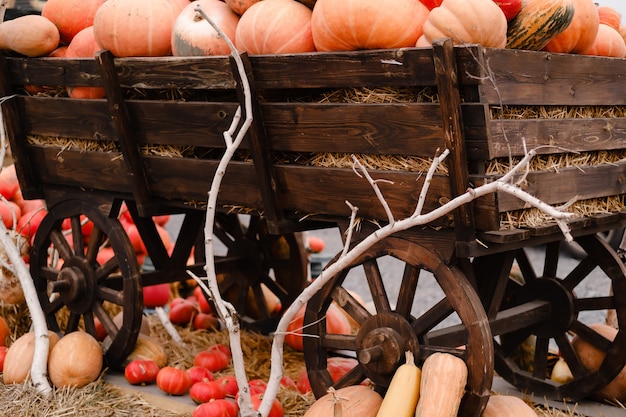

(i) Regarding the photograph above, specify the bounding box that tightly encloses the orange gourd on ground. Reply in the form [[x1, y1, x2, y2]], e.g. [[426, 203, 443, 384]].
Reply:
[[311, 0, 429, 52], [93, 0, 188, 57], [64, 26, 106, 99], [235, 0, 316, 54], [572, 323, 626, 402], [597, 6, 621, 31], [41, 0, 106, 44], [579, 23, 626, 58], [172, 0, 240, 57], [303, 385, 382, 417], [481, 395, 537, 417], [0, 15, 60, 57], [543, 0, 599, 54], [48, 331, 103, 388], [3, 330, 60, 384], [420, 0, 508, 48]]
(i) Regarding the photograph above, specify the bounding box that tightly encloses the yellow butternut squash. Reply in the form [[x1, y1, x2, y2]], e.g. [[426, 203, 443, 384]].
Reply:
[[415, 352, 467, 417], [0, 15, 60, 57], [375, 351, 421, 417]]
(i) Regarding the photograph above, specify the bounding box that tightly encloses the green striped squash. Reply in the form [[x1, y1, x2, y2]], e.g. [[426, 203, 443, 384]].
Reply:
[[506, 0, 575, 50]]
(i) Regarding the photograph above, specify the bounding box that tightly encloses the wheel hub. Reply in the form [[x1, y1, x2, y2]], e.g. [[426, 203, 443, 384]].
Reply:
[[48, 257, 96, 314], [355, 312, 420, 386]]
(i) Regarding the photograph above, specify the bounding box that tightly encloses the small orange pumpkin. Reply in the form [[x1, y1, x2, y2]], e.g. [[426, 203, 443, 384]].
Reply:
[[236, 0, 316, 54], [597, 6, 621, 31], [41, 0, 106, 44], [420, 0, 508, 48], [579, 23, 626, 58], [172, 0, 240, 57], [312, 0, 429, 52], [64, 26, 106, 99], [93, 0, 188, 57]]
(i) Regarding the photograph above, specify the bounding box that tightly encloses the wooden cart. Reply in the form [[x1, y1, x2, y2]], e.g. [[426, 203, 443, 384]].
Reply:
[[3, 39, 626, 416]]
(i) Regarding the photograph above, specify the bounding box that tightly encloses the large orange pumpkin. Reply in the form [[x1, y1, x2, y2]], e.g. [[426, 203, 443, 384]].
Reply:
[[93, 0, 188, 57], [235, 0, 315, 54], [579, 23, 626, 58], [311, 0, 429, 52], [3, 330, 60, 384], [41, 0, 106, 44], [172, 0, 240, 57], [543, 0, 599, 53], [48, 331, 103, 388], [64, 26, 106, 99], [597, 6, 621, 31]]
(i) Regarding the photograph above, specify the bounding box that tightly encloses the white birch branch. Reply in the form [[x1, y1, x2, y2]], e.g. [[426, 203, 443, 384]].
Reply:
[[0, 95, 51, 394]]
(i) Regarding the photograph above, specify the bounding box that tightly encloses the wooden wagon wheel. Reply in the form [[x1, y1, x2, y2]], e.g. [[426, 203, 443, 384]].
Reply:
[[477, 233, 626, 401], [207, 213, 309, 333], [29, 199, 142, 368], [302, 236, 493, 417]]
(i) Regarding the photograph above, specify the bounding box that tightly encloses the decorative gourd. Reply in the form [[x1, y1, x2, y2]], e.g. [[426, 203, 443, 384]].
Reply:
[[375, 351, 421, 417], [235, 0, 316, 54], [419, 0, 508, 48], [481, 395, 537, 417], [123, 334, 168, 368], [93, 0, 188, 57], [579, 23, 626, 58], [48, 331, 103, 388], [41, 0, 106, 44], [572, 323, 626, 402], [506, 0, 575, 51], [0, 15, 60, 57], [3, 330, 60, 384], [64, 26, 106, 99], [303, 385, 383, 417], [543, 0, 599, 54], [225, 0, 261, 15], [414, 352, 468, 417], [597, 6, 621, 31], [172, 0, 240, 57], [311, 0, 429, 52]]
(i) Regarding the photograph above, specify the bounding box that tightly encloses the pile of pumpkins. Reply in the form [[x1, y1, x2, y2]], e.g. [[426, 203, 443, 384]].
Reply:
[[0, 0, 625, 67]]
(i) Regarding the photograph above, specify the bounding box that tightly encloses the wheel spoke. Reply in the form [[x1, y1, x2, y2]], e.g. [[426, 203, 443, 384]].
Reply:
[[251, 284, 270, 320], [363, 260, 391, 312], [83, 310, 97, 335], [561, 256, 597, 290], [320, 333, 357, 351], [395, 264, 420, 317], [85, 227, 104, 265], [259, 273, 289, 301], [532, 336, 550, 379], [515, 249, 537, 282], [554, 334, 586, 378], [70, 215, 84, 255], [42, 295, 64, 315], [411, 297, 452, 336], [574, 296, 614, 312], [332, 364, 367, 389], [95, 256, 121, 281], [570, 320, 613, 352], [66, 312, 81, 332], [331, 286, 371, 326], [49, 229, 73, 260], [94, 302, 118, 338], [96, 286, 125, 305], [244, 215, 261, 240]]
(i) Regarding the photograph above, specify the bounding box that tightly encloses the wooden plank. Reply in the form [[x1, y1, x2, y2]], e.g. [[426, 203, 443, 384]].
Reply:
[[478, 229, 530, 244], [480, 48, 626, 105], [490, 162, 626, 212], [485, 118, 626, 159], [5, 47, 485, 90]]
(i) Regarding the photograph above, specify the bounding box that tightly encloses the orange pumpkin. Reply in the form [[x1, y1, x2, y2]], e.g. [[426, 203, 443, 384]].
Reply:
[[580, 23, 626, 58], [572, 323, 626, 402], [420, 0, 508, 48], [172, 0, 240, 57], [41, 0, 106, 44], [597, 6, 621, 31], [235, 0, 316, 54], [482, 395, 537, 417], [65, 26, 106, 99], [0, 316, 9, 347], [285, 303, 351, 352], [543, 0, 599, 54], [93, 0, 188, 57], [303, 385, 382, 417], [48, 331, 103, 388], [3, 330, 60, 384], [311, 0, 429, 52]]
